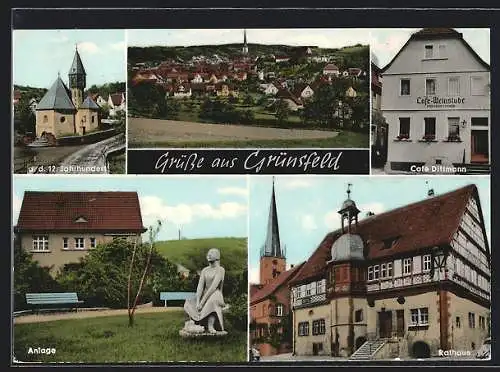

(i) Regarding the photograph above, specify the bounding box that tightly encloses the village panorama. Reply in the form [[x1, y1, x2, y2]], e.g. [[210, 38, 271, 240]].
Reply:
[[127, 29, 370, 148]]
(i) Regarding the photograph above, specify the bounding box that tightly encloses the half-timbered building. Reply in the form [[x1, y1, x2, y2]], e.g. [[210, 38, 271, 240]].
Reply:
[[289, 184, 490, 359]]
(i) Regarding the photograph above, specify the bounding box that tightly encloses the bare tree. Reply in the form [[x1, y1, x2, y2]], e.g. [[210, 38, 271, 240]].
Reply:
[[127, 220, 162, 327]]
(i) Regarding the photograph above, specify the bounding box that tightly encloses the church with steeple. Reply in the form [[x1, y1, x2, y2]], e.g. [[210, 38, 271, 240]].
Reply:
[[242, 29, 249, 55], [35, 46, 100, 141], [250, 178, 305, 357]]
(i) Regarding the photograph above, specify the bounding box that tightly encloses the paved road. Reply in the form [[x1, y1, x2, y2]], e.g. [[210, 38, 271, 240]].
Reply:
[[129, 117, 339, 144], [58, 134, 125, 174]]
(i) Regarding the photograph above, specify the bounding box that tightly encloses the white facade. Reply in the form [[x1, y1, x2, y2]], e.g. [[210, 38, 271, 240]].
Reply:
[[381, 33, 490, 171]]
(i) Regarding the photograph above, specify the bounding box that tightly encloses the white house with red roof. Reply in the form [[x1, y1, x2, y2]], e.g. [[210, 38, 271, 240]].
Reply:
[[108, 92, 126, 116], [14, 191, 147, 273]]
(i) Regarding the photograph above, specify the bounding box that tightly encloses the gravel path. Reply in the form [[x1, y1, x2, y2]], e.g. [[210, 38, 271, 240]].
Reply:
[[14, 306, 181, 324], [129, 118, 338, 143]]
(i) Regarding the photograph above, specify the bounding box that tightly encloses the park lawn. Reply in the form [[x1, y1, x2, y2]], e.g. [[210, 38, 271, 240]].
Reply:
[[131, 130, 368, 149], [14, 310, 247, 363], [155, 237, 247, 273]]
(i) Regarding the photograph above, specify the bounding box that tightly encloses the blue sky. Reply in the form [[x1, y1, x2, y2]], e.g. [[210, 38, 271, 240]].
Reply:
[[13, 30, 126, 88], [371, 28, 490, 68], [249, 175, 491, 284], [128, 29, 370, 48], [13, 175, 247, 242]]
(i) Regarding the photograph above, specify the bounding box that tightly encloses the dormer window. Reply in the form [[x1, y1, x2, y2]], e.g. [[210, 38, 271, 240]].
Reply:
[[382, 236, 399, 249], [74, 216, 88, 223]]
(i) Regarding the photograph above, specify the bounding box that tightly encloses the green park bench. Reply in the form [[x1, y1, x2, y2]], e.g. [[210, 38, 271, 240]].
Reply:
[[159, 292, 195, 307], [25, 292, 84, 313]]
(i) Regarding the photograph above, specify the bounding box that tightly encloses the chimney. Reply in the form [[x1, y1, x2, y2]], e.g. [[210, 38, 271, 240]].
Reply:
[[366, 211, 375, 217]]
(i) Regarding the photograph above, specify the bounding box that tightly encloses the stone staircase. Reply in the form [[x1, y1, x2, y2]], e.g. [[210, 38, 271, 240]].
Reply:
[[349, 339, 386, 360]]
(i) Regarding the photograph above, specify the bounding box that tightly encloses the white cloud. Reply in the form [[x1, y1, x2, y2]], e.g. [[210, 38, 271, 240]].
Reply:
[[12, 194, 22, 224], [49, 34, 69, 44], [77, 41, 100, 54], [110, 41, 125, 51], [324, 210, 341, 230], [283, 178, 313, 189], [139, 195, 247, 228], [301, 214, 318, 231], [249, 267, 259, 284], [217, 187, 248, 197]]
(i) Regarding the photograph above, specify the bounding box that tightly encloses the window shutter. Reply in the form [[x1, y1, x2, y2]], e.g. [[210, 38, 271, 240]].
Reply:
[[394, 259, 402, 277], [413, 255, 422, 274]]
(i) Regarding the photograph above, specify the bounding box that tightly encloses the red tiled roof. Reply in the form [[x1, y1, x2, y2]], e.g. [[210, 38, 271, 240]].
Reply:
[[290, 185, 477, 285], [110, 93, 123, 106], [324, 63, 339, 71], [15, 191, 147, 233], [250, 284, 263, 298], [250, 262, 305, 305], [276, 89, 302, 106]]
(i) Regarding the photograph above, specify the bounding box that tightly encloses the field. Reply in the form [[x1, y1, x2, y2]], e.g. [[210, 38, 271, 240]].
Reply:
[[126, 117, 366, 148], [13, 310, 247, 363], [155, 237, 247, 273]]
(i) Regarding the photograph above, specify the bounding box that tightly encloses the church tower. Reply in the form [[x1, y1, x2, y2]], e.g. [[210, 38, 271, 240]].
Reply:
[[260, 178, 286, 285], [242, 29, 249, 55], [68, 45, 87, 108]]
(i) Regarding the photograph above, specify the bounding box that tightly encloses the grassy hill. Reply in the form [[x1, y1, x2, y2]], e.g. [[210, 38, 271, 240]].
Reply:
[[155, 237, 247, 273], [128, 43, 369, 69]]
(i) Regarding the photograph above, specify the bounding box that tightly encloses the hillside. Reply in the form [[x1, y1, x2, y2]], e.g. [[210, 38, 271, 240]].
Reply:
[[128, 43, 369, 69], [155, 237, 247, 273]]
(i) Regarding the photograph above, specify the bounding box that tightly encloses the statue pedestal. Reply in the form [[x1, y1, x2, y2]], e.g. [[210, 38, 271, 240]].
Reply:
[[179, 320, 228, 338]]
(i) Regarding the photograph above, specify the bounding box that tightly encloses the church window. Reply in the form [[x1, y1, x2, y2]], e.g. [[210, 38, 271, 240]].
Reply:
[[43, 115, 48, 123], [355, 309, 363, 322], [92, 115, 95, 123], [456, 316, 461, 328], [469, 312, 476, 328], [60, 116, 66, 123]]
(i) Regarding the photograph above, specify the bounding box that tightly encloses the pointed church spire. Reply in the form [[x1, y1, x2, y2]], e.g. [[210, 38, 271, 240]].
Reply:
[[242, 29, 249, 55], [262, 177, 284, 258]]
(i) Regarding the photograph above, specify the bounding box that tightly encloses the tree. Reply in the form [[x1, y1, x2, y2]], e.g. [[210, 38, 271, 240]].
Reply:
[[14, 97, 36, 135], [13, 243, 60, 311], [243, 95, 254, 106], [275, 99, 291, 124], [127, 220, 162, 327], [242, 109, 255, 124]]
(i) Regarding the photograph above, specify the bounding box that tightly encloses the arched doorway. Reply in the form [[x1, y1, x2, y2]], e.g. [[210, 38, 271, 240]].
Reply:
[[411, 341, 431, 358], [355, 336, 367, 350]]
